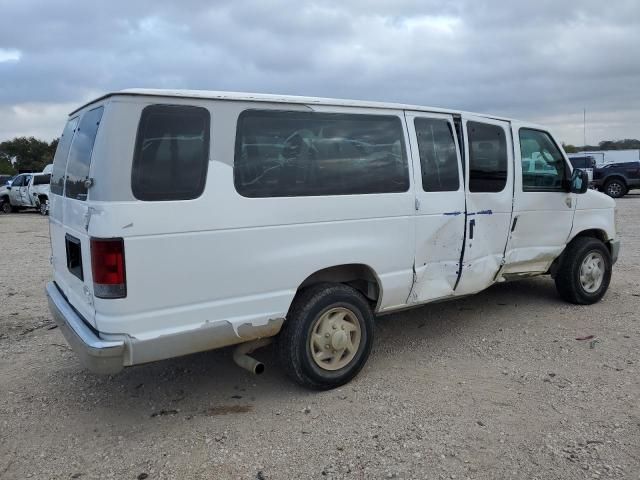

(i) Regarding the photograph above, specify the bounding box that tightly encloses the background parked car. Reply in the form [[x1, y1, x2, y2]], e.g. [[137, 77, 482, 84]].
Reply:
[[0, 172, 51, 214], [567, 155, 596, 184], [568, 150, 640, 197], [592, 161, 640, 197]]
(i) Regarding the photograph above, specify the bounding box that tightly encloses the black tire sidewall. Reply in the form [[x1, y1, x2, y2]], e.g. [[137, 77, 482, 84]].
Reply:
[[1, 202, 10, 214], [300, 298, 372, 384], [571, 243, 612, 303], [281, 284, 375, 389]]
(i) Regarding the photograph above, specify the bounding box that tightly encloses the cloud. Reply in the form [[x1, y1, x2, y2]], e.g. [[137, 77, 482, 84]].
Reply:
[[0, 48, 21, 62], [0, 0, 639, 144]]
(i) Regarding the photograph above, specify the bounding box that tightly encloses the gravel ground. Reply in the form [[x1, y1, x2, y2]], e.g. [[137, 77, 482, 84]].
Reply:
[[1, 198, 639, 480]]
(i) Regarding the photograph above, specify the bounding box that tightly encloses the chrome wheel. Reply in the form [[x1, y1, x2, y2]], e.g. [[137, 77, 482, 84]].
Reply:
[[579, 251, 605, 293], [606, 181, 623, 197], [309, 307, 361, 371]]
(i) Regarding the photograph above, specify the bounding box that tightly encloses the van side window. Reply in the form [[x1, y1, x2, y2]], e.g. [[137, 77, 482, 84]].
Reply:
[[65, 107, 104, 200], [414, 118, 460, 192], [132, 105, 210, 201], [234, 110, 409, 197], [50, 117, 79, 196], [519, 129, 566, 191], [467, 122, 507, 192]]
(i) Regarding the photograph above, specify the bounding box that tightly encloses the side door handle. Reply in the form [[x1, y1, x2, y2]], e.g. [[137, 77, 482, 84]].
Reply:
[[469, 219, 475, 240]]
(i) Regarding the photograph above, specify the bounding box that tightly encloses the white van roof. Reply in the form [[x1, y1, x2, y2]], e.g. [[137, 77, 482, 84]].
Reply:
[[70, 88, 515, 123]]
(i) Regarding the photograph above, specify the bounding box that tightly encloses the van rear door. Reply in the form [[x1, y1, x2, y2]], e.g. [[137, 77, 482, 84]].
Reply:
[[49, 106, 105, 328]]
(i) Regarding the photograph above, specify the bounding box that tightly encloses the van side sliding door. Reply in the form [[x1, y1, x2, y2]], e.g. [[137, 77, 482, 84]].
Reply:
[[405, 112, 466, 304], [455, 115, 515, 295]]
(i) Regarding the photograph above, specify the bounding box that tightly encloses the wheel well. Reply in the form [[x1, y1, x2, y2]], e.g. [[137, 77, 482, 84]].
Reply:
[[572, 228, 608, 244], [603, 175, 627, 186], [298, 264, 382, 309], [38, 194, 48, 201], [550, 229, 610, 277], [1, 194, 9, 202]]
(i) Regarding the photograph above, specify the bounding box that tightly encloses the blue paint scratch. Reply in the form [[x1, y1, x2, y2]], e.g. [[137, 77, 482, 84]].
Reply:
[[443, 211, 462, 216], [468, 210, 493, 216]]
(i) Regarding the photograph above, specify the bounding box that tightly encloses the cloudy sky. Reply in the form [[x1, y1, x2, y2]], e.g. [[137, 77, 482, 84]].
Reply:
[[1, 0, 639, 145]]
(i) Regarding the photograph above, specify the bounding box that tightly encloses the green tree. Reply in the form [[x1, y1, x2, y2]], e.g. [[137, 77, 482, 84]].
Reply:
[[0, 156, 16, 175], [0, 136, 59, 172], [562, 143, 578, 153]]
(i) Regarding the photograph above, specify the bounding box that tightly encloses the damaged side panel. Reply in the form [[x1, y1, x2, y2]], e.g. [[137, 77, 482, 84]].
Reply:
[[116, 317, 285, 366], [408, 214, 464, 303]]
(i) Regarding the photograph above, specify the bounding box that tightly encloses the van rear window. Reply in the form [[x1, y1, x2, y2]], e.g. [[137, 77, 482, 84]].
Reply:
[[234, 110, 409, 197], [50, 117, 79, 196], [132, 105, 210, 201], [65, 107, 104, 200]]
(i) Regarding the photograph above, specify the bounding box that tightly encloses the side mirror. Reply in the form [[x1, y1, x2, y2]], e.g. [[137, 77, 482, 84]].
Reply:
[[569, 169, 589, 194], [6, 186, 11, 191]]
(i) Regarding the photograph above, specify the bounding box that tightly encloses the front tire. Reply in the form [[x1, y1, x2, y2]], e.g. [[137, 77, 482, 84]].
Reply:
[[278, 283, 374, 390], [603, 179, 627, 198], [0, 201, 11, 214], [555, 237, 612, 305]]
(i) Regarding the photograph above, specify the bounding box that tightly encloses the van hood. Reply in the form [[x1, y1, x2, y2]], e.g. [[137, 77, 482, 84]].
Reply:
[[576, 189, 615, 210]]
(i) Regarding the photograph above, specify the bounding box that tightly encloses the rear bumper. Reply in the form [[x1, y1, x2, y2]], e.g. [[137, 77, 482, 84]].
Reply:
[[46, 281, 284, 374], [46, 282, 125, 374], [610, 238, 620, 265]]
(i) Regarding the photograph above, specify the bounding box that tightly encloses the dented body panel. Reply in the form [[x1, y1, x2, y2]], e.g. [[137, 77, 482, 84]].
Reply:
[[46, 90, 620, 374]]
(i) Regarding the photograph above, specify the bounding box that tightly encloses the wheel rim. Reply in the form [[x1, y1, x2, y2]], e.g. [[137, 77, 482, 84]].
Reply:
[[40, 203, 46, 215], [607, 182, 622, 196], [1, 203, 9, 213], [309, 307, 361, 371], [579, 251, 605, 293]]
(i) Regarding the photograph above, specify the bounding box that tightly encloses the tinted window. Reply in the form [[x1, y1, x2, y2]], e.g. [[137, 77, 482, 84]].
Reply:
[[33, 174, 51, 185], [51, 117, 79, 195], [519, 129, 567, 191], [65, 107, 103, 200], [132, 105, 210, 201], [235, 110, 409, 197], [467, 122, 507, 192], [414, 118, 460, 192], [12, 175, 26, 187]]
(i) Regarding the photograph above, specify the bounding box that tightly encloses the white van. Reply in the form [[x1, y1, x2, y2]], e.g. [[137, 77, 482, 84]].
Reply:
[[46, 89, 619, 389]]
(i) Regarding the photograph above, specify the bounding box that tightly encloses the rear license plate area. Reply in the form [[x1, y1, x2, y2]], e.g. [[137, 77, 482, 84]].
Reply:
[[65, 234, 84, 281]]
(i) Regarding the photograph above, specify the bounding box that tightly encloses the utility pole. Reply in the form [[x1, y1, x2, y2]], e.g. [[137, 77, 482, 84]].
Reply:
[[583, 108, 586, 149]]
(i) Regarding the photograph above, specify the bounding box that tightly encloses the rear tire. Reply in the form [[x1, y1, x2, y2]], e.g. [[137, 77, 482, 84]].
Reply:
[[555, 237, 612, 305], [603, 179, 627, 198], [39, 198, 48, 215], [278, 283, 374, 390]]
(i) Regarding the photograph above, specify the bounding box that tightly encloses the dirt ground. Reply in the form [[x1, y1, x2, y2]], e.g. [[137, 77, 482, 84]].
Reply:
[[1, 197, 639, 480]]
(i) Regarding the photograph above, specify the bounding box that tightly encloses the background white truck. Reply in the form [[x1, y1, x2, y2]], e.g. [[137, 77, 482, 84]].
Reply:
[[0, 172, 51, 214]]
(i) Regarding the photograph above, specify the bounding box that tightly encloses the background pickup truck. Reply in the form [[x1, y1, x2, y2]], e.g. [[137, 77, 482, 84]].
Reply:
[[0, 172, 51, 214], [592, 161, 640, 198]]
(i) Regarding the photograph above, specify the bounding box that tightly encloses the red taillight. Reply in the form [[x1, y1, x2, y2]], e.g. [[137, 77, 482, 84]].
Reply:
[[91, 238, 126, 299]]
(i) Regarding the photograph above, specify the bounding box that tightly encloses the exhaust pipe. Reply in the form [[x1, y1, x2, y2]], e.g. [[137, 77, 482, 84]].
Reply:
[[233, 338, 272, 375]]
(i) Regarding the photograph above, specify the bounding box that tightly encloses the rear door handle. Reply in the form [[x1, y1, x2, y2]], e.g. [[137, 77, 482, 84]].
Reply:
[[469, 219, 475, 240]]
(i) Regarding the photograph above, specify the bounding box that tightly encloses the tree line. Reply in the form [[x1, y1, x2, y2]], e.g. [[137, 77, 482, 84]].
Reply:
[[562, 139, 640, 153], [0, 137, 59, 175]]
